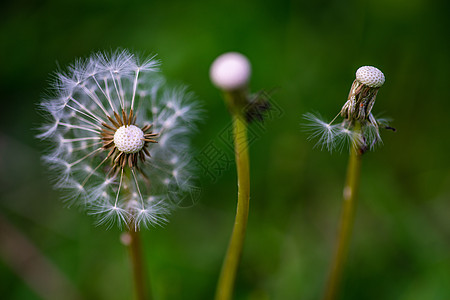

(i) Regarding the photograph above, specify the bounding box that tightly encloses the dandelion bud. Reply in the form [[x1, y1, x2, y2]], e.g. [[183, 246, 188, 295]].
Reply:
[[355, 66, 385, 88], [210, 52, 251, 91]]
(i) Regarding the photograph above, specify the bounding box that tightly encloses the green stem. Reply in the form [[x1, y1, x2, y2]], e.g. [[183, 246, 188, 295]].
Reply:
[[323, 124, 363, 300], [128, 227, 151, 300], [215, 114, 251, 300]]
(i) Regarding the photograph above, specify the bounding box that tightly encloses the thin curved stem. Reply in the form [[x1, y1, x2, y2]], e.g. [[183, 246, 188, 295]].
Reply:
[[323, 122, 363, 300], [128, 227, 151, 300], [215, 114, 251, 300]]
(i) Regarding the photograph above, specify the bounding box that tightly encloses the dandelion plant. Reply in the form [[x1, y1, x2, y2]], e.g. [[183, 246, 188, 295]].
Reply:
[[304, 66, 394, 300], [38, 49, 201, 300], [210, 52, 252, 300]]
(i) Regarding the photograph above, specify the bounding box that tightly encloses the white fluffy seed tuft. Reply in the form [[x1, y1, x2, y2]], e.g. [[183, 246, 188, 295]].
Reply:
[[114, 125, 145, 153], [210, 52, 251, 91], [356, 66, 385, 88], [39, 49, 203, 229]]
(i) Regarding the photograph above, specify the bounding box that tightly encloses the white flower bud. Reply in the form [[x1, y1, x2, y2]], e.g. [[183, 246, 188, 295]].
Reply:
[[356, 66, 385, 88], [210, 52, 251, 91]]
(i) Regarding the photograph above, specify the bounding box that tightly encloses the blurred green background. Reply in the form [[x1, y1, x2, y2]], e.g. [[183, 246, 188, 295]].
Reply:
[[1, 0, 450, 299]]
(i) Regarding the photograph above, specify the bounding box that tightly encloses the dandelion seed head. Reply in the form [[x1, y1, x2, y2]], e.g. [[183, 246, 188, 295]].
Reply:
[[39, 49, 202, 229], [356, 66, 385, 88], [210, 52, 251, 91]]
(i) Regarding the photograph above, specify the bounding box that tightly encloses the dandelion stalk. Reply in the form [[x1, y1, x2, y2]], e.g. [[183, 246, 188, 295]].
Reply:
[[323, 122, 362, 300], [210, 53, 252, 300], [127, 227, 151, 300], [122, 169, 151, 300], [216, 104, 250, 300]]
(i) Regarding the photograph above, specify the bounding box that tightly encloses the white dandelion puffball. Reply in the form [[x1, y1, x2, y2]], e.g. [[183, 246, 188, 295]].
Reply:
[[38, 49, 202, 229], [210, 52, 251, 90], [356, 66, 385, 88]]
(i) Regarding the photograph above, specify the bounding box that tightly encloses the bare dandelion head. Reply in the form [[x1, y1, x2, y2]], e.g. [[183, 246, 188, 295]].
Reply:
[[113, 125, 146, 154], [340, 66, 385, 123], [356, 66, 385, 88], [38, 49, 202, 229], [304, 66, 393, 153]]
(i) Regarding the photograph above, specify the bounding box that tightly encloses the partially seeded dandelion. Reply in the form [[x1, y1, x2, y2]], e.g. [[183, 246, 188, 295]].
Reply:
[[304, 66, 393, 153], [303, 66, 393, 300], [38, 49, 201, 300]]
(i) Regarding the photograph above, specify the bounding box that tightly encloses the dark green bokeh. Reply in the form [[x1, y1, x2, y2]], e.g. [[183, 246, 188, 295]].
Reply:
[[1, 0, 450, 299]]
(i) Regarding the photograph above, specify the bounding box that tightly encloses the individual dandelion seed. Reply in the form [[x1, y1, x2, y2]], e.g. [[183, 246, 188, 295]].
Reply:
[[304, 66, 394, 153], [303, 113, 341, 152], [38, 49, 202, 230]]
